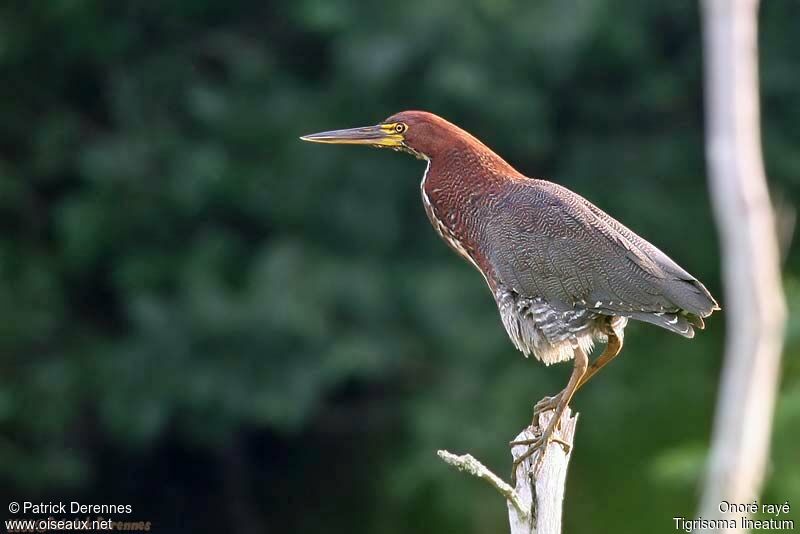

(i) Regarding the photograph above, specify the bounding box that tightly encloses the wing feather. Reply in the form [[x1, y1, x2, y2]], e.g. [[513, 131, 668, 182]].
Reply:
[[484, 180, 718, 335]]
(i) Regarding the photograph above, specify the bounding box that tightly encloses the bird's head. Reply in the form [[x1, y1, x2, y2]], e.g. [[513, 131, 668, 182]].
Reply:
[[301, 110, 466, 160]]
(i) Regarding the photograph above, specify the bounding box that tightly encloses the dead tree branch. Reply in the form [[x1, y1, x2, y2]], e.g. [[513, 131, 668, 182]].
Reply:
[[438, 407, 577, 534]]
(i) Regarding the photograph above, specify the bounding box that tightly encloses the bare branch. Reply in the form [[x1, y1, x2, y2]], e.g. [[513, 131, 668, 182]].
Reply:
[[437, 450, 529, 518]]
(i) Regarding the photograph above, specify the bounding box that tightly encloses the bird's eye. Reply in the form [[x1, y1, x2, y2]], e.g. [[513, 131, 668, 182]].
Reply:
[[394, 123, 407, 133]]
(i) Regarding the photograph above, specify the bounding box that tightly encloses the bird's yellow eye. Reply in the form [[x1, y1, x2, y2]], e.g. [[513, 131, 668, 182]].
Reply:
[[394, 123, 407, 134]]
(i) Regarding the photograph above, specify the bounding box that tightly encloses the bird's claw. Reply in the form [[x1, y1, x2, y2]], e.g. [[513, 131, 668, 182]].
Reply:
[[533, 393, 561, 417], [510, 435, 571, 451], [509, 430, 572, 486], [510, 435, 545, 486]]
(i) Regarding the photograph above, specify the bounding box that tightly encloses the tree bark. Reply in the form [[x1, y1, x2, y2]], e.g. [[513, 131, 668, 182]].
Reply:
[[698, 0, 787, 531]]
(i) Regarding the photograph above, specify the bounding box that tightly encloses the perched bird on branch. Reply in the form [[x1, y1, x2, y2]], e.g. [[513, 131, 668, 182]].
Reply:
[[301, 111, 719, 481]]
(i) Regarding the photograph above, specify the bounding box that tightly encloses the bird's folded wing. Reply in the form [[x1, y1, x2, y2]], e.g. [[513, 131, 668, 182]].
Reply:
[[484, 181, 717, 321]]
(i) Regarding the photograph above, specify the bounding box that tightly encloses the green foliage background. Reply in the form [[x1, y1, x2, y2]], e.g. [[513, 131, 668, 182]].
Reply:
[[1, 1, 798, 532]]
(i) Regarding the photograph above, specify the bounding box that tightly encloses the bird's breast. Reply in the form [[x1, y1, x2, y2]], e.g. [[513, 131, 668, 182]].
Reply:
[[419, 161, 486, 275]]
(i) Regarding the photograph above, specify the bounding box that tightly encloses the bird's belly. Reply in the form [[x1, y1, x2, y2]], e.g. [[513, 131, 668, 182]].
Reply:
[[495, 288, 608, 365]]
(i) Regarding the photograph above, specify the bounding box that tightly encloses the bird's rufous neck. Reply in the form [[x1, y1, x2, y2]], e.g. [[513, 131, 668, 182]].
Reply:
[[425, 141, 519, 193], [419, 142, 514, 287]]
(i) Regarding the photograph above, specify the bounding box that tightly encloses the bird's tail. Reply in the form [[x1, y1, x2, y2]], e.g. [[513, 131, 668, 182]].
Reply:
[[630, 277, 719, 338], [627, 311, 698, 338]]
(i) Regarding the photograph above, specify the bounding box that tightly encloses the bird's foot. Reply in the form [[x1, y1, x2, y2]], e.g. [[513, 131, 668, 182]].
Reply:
[[533, 393, 562, 417], [509, 432, 571, 453], [509, 428, 571, 485]]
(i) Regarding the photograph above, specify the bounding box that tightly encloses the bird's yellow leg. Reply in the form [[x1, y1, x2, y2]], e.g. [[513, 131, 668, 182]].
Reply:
[[509, 346, 588, 484], [531, 320, 625, 418], [575, 326, 624, 392]]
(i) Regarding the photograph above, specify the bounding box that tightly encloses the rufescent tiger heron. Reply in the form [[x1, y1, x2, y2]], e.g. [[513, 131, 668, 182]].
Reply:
[[301, 111, 719, 481]]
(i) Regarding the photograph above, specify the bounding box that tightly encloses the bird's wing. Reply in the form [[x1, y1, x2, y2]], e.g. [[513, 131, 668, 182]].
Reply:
[[484, 180, 718, 337]]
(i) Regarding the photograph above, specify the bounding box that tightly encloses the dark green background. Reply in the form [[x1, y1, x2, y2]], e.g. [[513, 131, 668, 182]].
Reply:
[[1, 1, 798, 532]]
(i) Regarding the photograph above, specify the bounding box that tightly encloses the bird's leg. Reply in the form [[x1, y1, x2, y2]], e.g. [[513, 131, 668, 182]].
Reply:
[[509, 346, 588, 484], [529, 321, 623, 430], [575, 322, 624, 392]]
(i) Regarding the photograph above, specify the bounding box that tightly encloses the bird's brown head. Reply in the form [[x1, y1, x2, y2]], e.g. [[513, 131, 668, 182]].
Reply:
[[301, 110, 470, 160]]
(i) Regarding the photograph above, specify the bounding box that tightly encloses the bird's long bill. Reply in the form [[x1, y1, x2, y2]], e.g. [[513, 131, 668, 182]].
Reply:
[[300, 124, 404, 147]]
